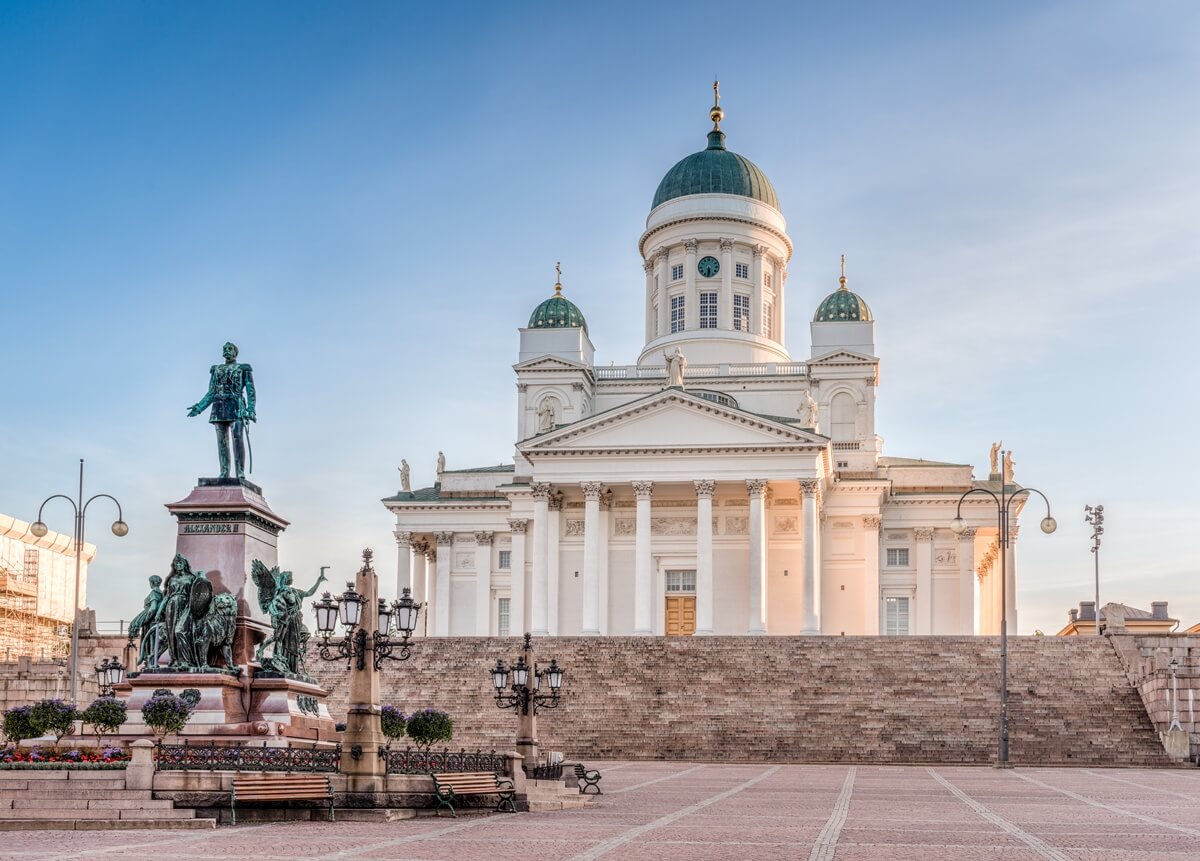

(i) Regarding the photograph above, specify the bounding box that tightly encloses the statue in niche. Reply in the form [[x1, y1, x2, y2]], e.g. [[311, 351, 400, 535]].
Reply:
[[537, 400, 557, 432], [251, 561, 327, 679], [151, 553, 237, 672], [399, 459, 411, 492], [1003, 450, 1016, 485], [989, 441, 1003, 475], [664, 347, 687, 387], [187, 342, 256, 480], [127, 575, 165, 670], [798, 391, 819, 428], [436, 450, 446, 474]]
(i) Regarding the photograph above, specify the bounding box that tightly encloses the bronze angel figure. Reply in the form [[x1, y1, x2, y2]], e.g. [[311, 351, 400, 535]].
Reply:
[[251, 559, 326, 679]]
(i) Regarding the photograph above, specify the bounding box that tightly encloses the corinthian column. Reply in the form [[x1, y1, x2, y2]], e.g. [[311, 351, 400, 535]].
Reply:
[[547, 491, 563, 634], [1005, 526, 1019, 635], [530, 483, 551, 636], [434, 532, 453, 636], [643, 260, 656, 342], [914, 528, 934, 634], [474, 531, 493, 636], [800, 480, 820, 634], [633, 481, 654, 635], [720, 239, 733, 330], [747, 479, 768, 635], [655, 248, 669, 337], [581, 481, 603, 635], [684, 239, 698, 329], [862, 516, 881, 634], [957, 527, 977, 635], [508, 519, 528, 635], [394, 530, 412, 596], [694, 480, 715, 635]]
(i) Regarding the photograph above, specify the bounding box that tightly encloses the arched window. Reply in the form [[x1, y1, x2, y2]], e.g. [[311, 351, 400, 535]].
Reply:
[[830, 392, 856, 441]]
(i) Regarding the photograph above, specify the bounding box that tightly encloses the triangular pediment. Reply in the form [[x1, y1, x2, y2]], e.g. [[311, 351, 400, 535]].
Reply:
[[809, 348, 878, 365], [513, 356, 590, 372], [520, 389, 826, 455]]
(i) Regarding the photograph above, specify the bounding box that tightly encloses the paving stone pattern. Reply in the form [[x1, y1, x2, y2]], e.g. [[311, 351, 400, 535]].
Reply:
[[2, 762, 1198, 860], [313, 636, 1170, 765]]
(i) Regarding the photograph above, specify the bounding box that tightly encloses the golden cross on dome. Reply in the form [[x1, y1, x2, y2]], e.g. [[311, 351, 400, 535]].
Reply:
[[710, 79, 724, 130], [713, 79, 720, 107], [839, 254, 847, 290], [554, 261, 563, 295]]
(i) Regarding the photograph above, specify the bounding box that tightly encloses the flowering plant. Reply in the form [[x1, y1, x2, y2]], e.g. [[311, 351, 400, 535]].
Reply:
[[2, 706, 37, 745], [29, 699, 78, 746], [141, 692, 193, 739], [0, 745, 128, 765], [81, 697, 128, 743], [380, 705, 407, 748], [405, 708, 453, 750]]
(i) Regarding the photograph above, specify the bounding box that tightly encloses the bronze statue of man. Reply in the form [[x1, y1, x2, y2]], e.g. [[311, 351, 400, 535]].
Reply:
[[188, 342, 256, 479]]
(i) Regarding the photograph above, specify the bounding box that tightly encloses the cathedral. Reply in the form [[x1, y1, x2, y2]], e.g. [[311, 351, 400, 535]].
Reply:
[[384, 90, 1028, 638]]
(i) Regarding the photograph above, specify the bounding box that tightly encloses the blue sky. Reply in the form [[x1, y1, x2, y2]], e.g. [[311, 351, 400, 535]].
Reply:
[[1, 1, 1196, 634]]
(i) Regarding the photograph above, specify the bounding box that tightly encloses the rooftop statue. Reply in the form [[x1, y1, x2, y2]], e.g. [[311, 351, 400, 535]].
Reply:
[[188, 341, 256, 480], [251, 560, 327, 680], [437, 450, 446, 474], [989, 441, 1003, 475], [664, 347, 687, 387], [399, 459, 411, 493], [1003, 450, 1016, 485]]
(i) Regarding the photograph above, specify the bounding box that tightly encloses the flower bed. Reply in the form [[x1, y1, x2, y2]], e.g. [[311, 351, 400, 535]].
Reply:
[[0, 746, 129, 769]]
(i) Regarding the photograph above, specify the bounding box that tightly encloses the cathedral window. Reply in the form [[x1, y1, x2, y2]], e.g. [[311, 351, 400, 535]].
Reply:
[[671, 264, 683, 281], [670, 295, 686, 333], [700, 291, 718, 328], [886, 548, 909, 567], [885, 597, 910, 635], [764, 273, 772, 289], [498, 550, 511, 570], [733, 294, 750, 331], [497, 597, 510, 637], [736, 262, 749, 279], [763, 302, 774, 338], [665, 570, 696, 593], [830, 392, 856, 441]]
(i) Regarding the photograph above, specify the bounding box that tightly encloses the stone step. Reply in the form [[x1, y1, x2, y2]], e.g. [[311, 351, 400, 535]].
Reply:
[[115, 808, 198, 820], [10, 798, 175, 811], [9, 789, 153, 801], [0, 818, 216, 831]]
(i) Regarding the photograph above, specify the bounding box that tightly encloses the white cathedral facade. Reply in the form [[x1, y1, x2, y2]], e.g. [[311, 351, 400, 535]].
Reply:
[[385, 94, 1028, 638]]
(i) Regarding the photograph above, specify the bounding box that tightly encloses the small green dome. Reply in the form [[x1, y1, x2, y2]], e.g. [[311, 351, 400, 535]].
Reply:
[[529, 282, 588, 333], [652, 130, 779, 210], [814, 286, 872, 322]]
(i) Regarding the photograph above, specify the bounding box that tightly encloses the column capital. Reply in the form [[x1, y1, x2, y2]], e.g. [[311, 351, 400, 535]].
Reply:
[[693, 479, 716, 498], [862, 515, 881, 529], [799, 479, 820, 496], [957, 527, 977, 540], [643, 259, 655, 274], [516, 382, 527, 392], [752, 244, 766, 259], [394, 530, 413, 546], [548, 491, 564, 511], [632, 480, 654, 500], [746, 478, 769, 498], [719, 238, 734, 252], [434, 531, 454, 546], [508, 518, 529, 534], [530, 482, 552, 500], [914, 528, 935, 541], [601, 488, 614, 510], [683, 239, 698, 252], [581, 481, 604, 500], [412, 539, 429, 554], [655, 246, 669, 261], [1008, 525, 1020, 540], [474, 530, 494, 545]]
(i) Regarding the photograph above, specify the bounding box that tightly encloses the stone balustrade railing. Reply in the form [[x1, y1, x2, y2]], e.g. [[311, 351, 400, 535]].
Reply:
[[595, 362, 807, 380]]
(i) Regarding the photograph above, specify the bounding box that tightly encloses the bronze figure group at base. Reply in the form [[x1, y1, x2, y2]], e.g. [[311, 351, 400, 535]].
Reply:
[[128, 553, 325, 680]]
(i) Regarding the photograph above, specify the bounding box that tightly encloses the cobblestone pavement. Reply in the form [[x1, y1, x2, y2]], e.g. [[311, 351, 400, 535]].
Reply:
[[3, 762, 1199, 860]]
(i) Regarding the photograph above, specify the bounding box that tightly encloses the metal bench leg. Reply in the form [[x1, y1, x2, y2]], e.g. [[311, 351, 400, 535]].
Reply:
[[231, 787, 237, 826]]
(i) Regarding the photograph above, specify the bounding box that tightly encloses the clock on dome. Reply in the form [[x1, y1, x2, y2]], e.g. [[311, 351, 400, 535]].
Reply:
[[697, 256, 720, 278]]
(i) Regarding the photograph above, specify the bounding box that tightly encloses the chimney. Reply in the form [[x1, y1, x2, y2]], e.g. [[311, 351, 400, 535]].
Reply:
[[1151, 601, 1169, 620], [1069, 608, 1078, 622], [1080, 601, 1096, 621]]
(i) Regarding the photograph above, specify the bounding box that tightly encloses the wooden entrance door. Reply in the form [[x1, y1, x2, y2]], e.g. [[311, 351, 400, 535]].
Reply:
[[665, 596, 696, 636]]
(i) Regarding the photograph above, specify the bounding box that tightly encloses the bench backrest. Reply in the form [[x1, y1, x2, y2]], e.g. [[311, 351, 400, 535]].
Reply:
[[431, 771, 499, 792], [234, 774, 331, 799], [574, 764, 587, 777]]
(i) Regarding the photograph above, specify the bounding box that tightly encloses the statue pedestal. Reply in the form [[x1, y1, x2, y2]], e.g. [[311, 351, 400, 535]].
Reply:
[[121, 673, 338, 741]]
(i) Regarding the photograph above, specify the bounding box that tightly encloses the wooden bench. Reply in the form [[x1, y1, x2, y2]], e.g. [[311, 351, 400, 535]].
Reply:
[[575, 763, 602, 794], [231, 773, 334, 825], [431, 771, 516, 816]]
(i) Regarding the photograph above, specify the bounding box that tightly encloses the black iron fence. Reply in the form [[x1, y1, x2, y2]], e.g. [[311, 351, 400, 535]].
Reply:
[[155, 740, 341, 773], [382, 746, 507, 775], [524, 762, 563, 780]]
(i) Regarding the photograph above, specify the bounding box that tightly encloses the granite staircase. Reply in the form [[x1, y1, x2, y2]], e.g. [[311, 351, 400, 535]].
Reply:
[[321, 636, 1174, 766], [0, 771, 215, 830]]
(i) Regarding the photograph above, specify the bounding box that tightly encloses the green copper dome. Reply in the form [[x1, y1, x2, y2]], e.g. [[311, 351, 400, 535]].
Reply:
[[529, 282, 588, 333], [814, 285, 872, 322], [652, 130, 779, 210]]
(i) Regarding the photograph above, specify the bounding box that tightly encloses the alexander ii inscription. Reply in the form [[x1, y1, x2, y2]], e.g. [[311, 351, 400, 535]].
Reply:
[[181, 522, 239, 535]]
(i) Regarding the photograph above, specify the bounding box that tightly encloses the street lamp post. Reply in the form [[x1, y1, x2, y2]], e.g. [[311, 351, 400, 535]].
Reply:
[[1168, 657, 1182, 732], [311, 549, 421, 782], [1084, 504, 1104, 635], [490, 633, 564, 772], [30, 459, 128, 705], [951, 452, 1056, 767], [94, 655, 126, 697]]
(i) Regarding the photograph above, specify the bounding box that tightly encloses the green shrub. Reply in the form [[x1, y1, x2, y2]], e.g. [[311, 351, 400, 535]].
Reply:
[[2, 706, 37, 745], [141, 692, 193, 739], [29, 699, 78, 746], [380, 706, 407, 748], [81, 697, 128, 742], [406, 708, 453, 750]]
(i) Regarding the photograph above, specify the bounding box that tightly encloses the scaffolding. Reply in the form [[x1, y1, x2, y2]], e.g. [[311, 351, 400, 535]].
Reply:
[[0, 549, 70, 662]]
